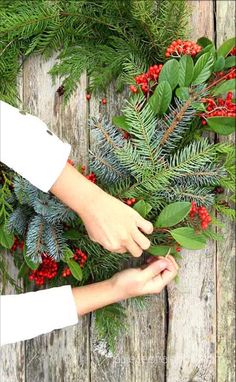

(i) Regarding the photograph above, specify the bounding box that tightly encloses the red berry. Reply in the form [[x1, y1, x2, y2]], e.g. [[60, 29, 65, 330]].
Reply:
[[101, 98, 107, 105], [86, 94, 91, 101]]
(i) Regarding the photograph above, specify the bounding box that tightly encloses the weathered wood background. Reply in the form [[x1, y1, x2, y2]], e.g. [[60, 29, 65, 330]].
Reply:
[[1, 1, 235, 381]]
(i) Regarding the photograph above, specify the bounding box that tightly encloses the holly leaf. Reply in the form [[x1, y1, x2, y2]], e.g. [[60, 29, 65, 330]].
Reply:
[[170, 227, 206, 250], [217, 37, 236, 58], [133, 200, 152, 218], [175, 87, 189, 101], [212, 79, 236, 96], [149, 81, 172, 115], [0, 225, 14, 249], [67, 259, 83, 281], [206, 117, 235, 135], [112, 115, 131, 132], [23, 245, 39, 270], [224, 56, 236, 69], [146, 245, 170, 256], [213, 56, 225, 72], [178, 55, 194, 87], [197, 37, 213, 48], [159, 59, 179, 89], [192, 52, 214, 85], [62, 246, 74, 262], [155, 202, 191, 228]]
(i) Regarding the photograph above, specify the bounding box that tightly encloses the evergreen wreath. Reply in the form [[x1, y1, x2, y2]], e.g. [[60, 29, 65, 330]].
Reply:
[[0, 0, 235, 351]]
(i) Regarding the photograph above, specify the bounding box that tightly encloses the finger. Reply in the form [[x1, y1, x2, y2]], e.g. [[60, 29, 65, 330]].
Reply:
[[116, 247, 128, 254], [142, 259, 169, 281], [132, 228, 151, 250], [157, 260, 178, 286], [166, 254, 179, 270], [135, 216, 153, 235], [126, 240, 143, 258]]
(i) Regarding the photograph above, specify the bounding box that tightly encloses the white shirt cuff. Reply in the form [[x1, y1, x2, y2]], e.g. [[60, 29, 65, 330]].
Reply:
[[0, 100, 71, 192], [0, 285, 78, 346]]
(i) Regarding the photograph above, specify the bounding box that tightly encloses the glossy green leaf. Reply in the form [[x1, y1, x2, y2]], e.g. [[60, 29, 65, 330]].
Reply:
[[170, 227, 206, 249], [159, 59, 179, 89], [178, 55, 194, 87], [149, 81, 172, 115], [23, 245, 40, 270], [0, 225, 14, 249], [155, 202, 191, 228], [197, 37, 213, 48], [206, 117, 235, 135], [192, 52, 214, 85], [212, 79, 236, 96], [62, 246, 74, 262], [195, 44, 215, 60], [213, 56, 225, 72], [133, 200, 152, 218], [112, 115, 131, 132], [224, 56, 236, 69], [146, 245, 170, 256], [217, 37, 236, 58], [175, 87, 189, 101], [67, 259, 83, 281]]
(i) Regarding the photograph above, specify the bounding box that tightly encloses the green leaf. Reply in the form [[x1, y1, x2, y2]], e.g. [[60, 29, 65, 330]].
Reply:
[[62, 246, 74, 262], [192, 52, 214, 85], [197, 37, 213, 48], [206, 117, 235, 135], [149, 81, 172, 115], [192, 102, 206, 111], [195, 44, 215, 60], [146, 245, 170, 256], [0, 225, 14, 249], [112, 115, 130, 132], [217, 37, 236, 58], [159, 59, 179, 89], [133, 200, 152, 218], [155, 201, 191, 228], [178, 55, 194, 87], [63, 229, 81, 240], [224, 56, 236, 69], [23, 245, 39, 270], [175, 87, 189, 101], [67, 259, 83, 281], [213, 56, 225, 72], [212, 79, 236, 96], [18, 262, 29, 279], [170, 227, 206, 250]]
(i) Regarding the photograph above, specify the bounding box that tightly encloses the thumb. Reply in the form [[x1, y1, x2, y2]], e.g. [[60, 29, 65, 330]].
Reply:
[[136, 216, 153, 234], [142, 259, 169, 281]]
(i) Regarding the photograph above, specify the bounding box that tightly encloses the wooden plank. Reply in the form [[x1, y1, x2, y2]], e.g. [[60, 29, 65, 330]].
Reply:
[[22, 54, 90, 382], [0, 62, 25, 382], [166, 1, 217, 381], [0, 256, 25, 382], [215, 1, 236, 381], [89, 86, 166, 382]]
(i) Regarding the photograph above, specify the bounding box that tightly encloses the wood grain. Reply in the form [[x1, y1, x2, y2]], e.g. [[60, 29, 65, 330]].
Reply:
[[215, 2, 236, 381], [22, 54, 90, 382], [166, 2, 217, 381]]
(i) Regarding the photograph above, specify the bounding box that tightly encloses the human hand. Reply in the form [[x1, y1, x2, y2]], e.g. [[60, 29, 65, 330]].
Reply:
[[110, 255, 179, 299], [79, 187, 154, 257], [50, 163, 153, 257]]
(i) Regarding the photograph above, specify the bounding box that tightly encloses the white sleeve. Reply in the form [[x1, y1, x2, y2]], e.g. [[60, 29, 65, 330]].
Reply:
[[0, 285, 79, 346], [0, 100, 71, 192]]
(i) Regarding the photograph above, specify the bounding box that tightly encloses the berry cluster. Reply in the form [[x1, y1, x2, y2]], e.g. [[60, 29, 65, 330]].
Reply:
[[62, 249, 88, 277], [10, 237, 24, 252], [124, 198, 136, 206], [29, 254, 58, 286], [131, 64, 163, 94], [190, 202, 212, 230], [214, 67, 236, 81], [229, 46, 236, 55], [85, 172, 96, 183], [165, 39, 202, 58], [200, 91, 236, 125]]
